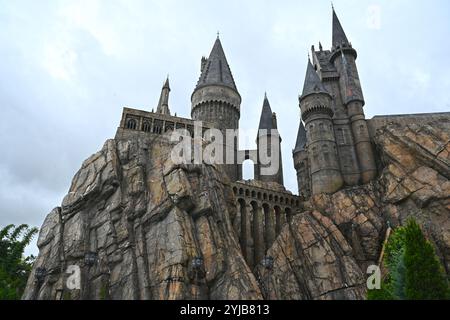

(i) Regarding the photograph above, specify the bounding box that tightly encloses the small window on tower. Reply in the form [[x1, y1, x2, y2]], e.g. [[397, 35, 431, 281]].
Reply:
[[337, 128, 344, 144], [359, 124, 365, 136], [319, 123, 324, 132]]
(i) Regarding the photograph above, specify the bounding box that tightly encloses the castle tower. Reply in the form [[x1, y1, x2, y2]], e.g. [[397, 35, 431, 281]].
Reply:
[[293, 121, 310, 198], [191, 36, 241, 181], [256, 93, 284, 185], [330, 9, 377, 183], [156, 76, 171, 115], [300, 59, 343, 195]]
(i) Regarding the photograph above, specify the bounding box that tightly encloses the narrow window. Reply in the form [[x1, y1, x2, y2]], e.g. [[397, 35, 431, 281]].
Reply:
[[127, 119, 137, 130]]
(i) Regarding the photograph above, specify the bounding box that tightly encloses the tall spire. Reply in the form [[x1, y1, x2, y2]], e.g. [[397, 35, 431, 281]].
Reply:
[[300, 59, 329, 100], [332, 7, 349, 48], [258, 93, 274, 130], [156, 76, 171, 115], [293, 121, 307, 153], [195, 37, 237, 91]]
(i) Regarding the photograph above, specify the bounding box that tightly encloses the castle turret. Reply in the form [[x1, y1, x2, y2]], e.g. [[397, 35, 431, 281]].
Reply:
[[330, 9, 377, 183], [300, 59, 343, 195], [156, 76, 171, 115], [256, 93, 283, 185], [191, 36, 241, 181], [293, 121, 310, 198]]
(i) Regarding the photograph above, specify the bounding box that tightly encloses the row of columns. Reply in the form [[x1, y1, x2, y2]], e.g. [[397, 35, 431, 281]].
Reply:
[[234, 198, 292, 269]]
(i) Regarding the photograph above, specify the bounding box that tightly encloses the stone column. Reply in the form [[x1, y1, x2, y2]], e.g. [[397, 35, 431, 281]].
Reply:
[[252, 202, 265, 266], [264, 204, 276, 251], [274, 206, 286, 236], [244, 201, 254, 269]]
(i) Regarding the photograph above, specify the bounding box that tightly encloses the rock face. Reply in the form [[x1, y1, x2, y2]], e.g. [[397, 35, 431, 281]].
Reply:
[[23, 133, 262, 300], [23, 120, 450, 300]]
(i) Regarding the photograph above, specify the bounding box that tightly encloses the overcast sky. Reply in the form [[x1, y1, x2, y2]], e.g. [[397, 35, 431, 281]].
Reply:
[[1, 0, 449, 255]]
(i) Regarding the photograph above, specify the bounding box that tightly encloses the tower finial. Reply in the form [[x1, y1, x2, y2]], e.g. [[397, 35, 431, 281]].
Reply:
[[217, 31, 220, 39], [331, 1, 334, 10]]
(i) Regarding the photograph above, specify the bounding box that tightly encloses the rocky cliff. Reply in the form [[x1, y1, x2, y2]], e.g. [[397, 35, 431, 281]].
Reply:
[[22, 119, 450, 300]]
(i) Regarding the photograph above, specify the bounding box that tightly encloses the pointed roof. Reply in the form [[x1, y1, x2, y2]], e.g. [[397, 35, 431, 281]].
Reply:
[[258, 93, 274, 130], [293, 121, 307, 153], [156, 76, 171, 115], [163, 76, 170, 89], [195, 37, 237, 91], [300, 59, 329, 99], [332, 8, 349, 47]]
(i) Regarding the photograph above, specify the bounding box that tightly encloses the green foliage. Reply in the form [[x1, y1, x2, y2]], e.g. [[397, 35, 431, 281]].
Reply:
[[403, 220, 448, 299], [0, 224, 38, 300], [367, 219, 449, 300], [99, 284, 108, 300], [367, 283, 394, 300]]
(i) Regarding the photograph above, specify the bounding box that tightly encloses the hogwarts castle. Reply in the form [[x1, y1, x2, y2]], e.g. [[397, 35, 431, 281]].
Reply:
[[119, 6, 447, 199], [115, 8, 449, 268], [23, 7, 450, 300]]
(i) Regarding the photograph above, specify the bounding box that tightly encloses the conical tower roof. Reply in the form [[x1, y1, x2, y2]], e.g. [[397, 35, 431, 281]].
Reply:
[[332, 8, 349, 47], [293, 121, 307, 153], [258, 93, 275, 130], [195, 37, 237, 91], [162, 76, 170, 89], [300, 59, 329, 100]]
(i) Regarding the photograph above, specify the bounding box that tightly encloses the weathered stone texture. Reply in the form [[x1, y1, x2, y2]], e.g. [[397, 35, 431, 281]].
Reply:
[[23, 120, 450, 300], [23, 134, 262, 300]]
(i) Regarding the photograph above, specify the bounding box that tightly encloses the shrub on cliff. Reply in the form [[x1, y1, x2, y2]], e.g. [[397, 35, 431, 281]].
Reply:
[[0, 224, 38, 300], [403, 220, 448, 299], [368, 219, 449, 300]]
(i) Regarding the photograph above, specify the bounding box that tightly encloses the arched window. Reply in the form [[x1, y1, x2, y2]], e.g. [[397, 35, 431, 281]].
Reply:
[[127, 118, 137, 130], [164, 122, 174, 132], [153, 120, 163, 134], [359, 124, 365, 136], [312, 146, 319, 163], [142, 121, 151, 132]]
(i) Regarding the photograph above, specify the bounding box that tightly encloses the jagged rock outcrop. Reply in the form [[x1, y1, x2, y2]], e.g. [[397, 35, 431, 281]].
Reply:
[[375, 120, 450, 272], [255, 210, 366, 300], [250, 120, 450, 300], [23, 120, 449, 300], [23, 133, 262, 300]]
